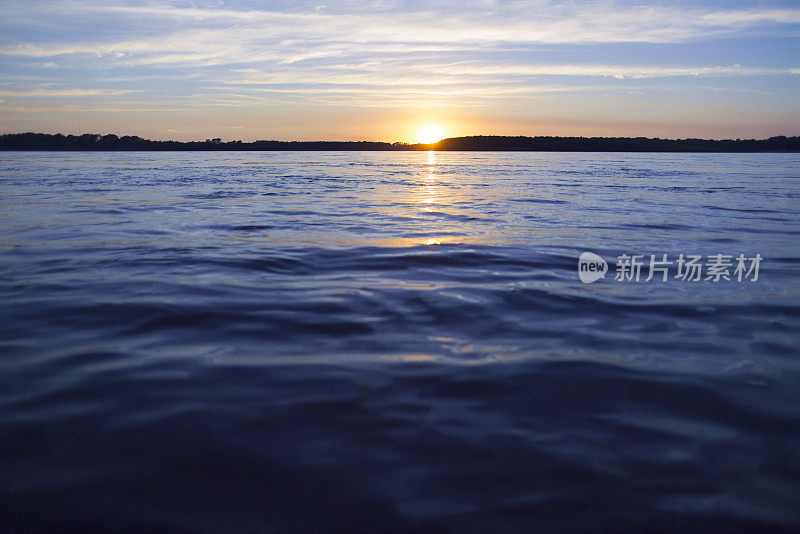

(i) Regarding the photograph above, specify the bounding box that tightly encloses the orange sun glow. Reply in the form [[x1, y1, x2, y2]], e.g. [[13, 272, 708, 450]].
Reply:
[[416, 124, 446, 144]]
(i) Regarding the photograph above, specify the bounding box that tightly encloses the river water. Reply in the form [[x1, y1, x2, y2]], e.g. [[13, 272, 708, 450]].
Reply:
[[1, 151, 798, 532]]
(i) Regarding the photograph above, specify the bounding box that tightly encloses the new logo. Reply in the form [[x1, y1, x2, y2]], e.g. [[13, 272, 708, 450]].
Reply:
[[578, 252, 608, 283]]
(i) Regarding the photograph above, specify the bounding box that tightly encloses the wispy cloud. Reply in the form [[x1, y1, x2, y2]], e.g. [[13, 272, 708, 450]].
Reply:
[[0, 88, 136, 97], [2, 3, 799, 62], [405, 63, 799, 79]]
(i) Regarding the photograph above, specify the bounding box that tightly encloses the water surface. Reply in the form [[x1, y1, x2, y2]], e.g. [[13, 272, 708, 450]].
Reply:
[[1, 151, 798, 532]]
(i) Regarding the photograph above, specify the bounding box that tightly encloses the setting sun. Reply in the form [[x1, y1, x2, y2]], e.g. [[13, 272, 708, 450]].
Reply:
[[417, 124, 446, 144]]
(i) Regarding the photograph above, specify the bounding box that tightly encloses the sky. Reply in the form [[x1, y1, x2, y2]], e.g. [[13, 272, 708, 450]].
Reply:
[[0, 0, 798, 142]]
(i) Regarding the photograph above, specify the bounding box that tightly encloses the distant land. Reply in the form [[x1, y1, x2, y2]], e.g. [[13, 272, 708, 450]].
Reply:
[[1, 133, 798, 152]]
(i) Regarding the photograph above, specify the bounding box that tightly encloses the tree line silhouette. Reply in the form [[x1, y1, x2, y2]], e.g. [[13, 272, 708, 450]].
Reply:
[[1, 132, 797, 152]]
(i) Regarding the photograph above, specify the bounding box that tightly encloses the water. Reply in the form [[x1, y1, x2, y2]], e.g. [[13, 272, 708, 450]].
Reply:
[[1, 151, 798, 532]]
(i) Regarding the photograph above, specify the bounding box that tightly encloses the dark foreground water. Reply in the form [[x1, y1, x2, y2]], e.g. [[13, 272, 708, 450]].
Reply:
[[1, 151, 798, 532]]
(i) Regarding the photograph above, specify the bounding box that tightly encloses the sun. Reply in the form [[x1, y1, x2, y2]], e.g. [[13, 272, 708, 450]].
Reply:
[[416, 124, 446, 144]]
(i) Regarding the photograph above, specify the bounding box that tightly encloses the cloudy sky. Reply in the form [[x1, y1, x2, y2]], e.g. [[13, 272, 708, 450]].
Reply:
[[0, 0, 798, 142]]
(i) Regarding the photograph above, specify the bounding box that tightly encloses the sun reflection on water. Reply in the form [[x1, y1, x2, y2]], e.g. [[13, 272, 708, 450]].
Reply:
[[422, 151, 444, 245]]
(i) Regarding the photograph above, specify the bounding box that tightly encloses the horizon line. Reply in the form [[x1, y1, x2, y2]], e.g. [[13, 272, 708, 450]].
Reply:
[[2, 132, 799, 145]]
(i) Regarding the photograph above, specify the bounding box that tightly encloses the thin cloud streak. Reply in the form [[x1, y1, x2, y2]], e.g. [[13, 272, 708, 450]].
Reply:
[[0, 88, 137, 97]]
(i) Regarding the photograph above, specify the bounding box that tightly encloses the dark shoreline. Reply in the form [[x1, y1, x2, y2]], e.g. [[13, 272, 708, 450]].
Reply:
[[1, 133, 798, 152]]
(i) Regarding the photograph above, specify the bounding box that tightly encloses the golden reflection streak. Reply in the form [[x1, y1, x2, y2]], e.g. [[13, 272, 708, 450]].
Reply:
[[422, 151, 441, 244], [357, 149, 464, 247], [423, 150, 437, 208]]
